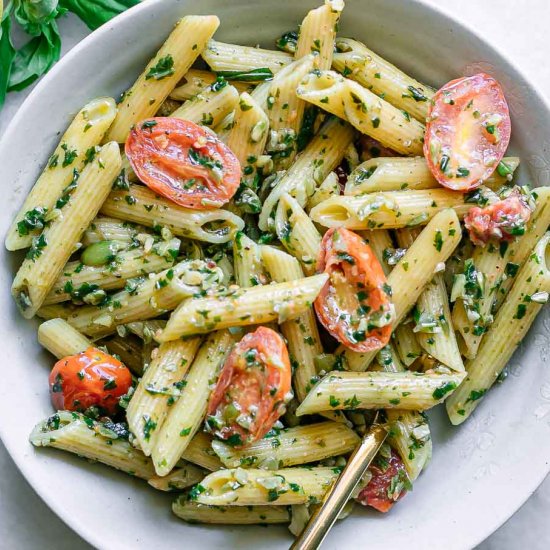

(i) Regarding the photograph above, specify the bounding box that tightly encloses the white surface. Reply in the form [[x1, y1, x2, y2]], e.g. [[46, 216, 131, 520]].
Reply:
[[1, 1, 550, 549]]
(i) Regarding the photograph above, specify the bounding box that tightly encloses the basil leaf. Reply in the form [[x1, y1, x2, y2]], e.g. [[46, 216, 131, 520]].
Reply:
[[0, 2, 16, 107], [216, 68, 274, 82], [8, 20, 61, 91], [59, 0, 140, 30], [14, 0, 65, 35]]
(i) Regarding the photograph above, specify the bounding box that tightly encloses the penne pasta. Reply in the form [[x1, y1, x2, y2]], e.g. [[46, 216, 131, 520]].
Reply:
[[172, 499, 290, 524], [181, 431, 223, 471], [12, 142, 122, 319], [310, 188, 471, 230], [30, 411, 155, 480], [296, 70, 425, 155], [212, 421, 360, 469], [195, 467, 339, 506], [275, 193, 322, 275], [100, 184, 244, 244], [6, 97, 117, 251], [127, 337, 203, 456], [171, 81, 239, 128], [261, 246, 323, 402], [170, 69, 254, 101], [151, 330, 235, 476], [295, 371, 465, 415], [345, 156, 519, 196], [106, 16, 220, 142], [446, 232, 550, 424], [332, 37, 434, 122], [63, 259, 223, 337], [148, 462, 206, 492], [201, 40, 293, 74], [295, 0, 343, 70], [37, 318, 91, 359], [157, 274, 328, 341]]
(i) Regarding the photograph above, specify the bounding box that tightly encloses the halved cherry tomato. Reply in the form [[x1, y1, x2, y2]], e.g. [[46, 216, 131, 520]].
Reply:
[[49, 347, 132, 415], [464, 188, 532, 246], [125, 117, 241, 209], [206, 327, 292, 448], [356, 449, 409, 513], [314, 227, 393, 353], [424, 73, 511, 192]]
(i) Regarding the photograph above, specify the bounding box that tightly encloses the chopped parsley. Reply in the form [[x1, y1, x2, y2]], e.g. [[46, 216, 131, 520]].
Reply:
[[145, 55, 175, 80]]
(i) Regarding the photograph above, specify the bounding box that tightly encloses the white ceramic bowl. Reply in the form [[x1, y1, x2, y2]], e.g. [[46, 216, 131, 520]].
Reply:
[[2, 1, 550, 548]]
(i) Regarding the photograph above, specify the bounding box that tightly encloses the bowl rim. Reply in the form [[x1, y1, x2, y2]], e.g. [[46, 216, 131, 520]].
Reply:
[[1, 0, 550, 548]]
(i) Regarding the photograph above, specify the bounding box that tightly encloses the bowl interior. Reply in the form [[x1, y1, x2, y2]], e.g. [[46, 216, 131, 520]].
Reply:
[[1, 1, 550, 549]]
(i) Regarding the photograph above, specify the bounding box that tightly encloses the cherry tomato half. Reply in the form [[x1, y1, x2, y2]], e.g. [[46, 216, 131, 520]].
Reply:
[[125, 117, 241, 209], [424, 73, 511, 192], [49, 347, 132, 415], [206, 327, 292, 448], [314, 227, 393, 353], [356, 449, 409, 513], [464, 188, 532, 246]]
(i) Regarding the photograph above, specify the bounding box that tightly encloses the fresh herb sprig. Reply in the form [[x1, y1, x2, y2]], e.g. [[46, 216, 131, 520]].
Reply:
[[0, 0, 139, 109]]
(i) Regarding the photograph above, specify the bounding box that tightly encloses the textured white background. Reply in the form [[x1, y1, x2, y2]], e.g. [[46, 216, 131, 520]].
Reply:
[[1, 1, 550, 548]]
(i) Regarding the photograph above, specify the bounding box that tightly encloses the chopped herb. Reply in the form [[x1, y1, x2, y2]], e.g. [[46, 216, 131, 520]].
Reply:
[[146, 55, 175, 80], [216, 68, 274, 82], [432, 381, 457, 400]]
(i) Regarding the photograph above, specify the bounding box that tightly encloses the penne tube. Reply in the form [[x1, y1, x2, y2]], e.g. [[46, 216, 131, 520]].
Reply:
[[295, 0, 343, 70], [259, 117, 354, 231], [337, 208, 462, 371], [212, 421, 359, 469], [30, 411, 155, 480], [446, 232, 550, 424], [172, 499, 290, 524], [345, 156, 520, 196], [395, 228, 463, 372], [201, 40, 293, 74], [414, 274, 464, 372], [266, 55, 315, 169], [64, 259, 223, 338], [170, 69, 253, 101], [393, 324, 422, 366], [226, 92, 270, 195], [82, 217, 151, 246], [295, 371, 465, 415], [296, 70, 425, 155], [148, 462, 205, 492], [233, 232, 269, 289], [195, 467, 339, 506], [127, 337, 202, 456], [170, 82, 239, 128], [6, 97, 117, 251], [37, 318, 91, 359], [386, 410, 432, 482], [151, 330, 235, 476], [100, 184, 244, 244], [106, 16, 219, 142], [453, 186, 550, 358], [262, 246, 323, 402], [157, 274, 328, 341], [310, 188, 471, 230], [36, 303, 77, 321], [12, 143, 122, 319], [307, 171, 340, 211], [181, 431, 223, 471], [332, 38, 434, 122], [44, 243, 179, 305], [275, 193, 322, 275]]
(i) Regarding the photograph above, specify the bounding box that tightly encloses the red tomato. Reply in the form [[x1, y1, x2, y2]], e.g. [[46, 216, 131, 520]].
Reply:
[[206, 327, 292, 448], [464, 189, 532, 246], [356, 450, 409, 513], [314, 228, 393, 353], [125, 117, 241, 209], [424, 73, 511, 191], [49, 347, 132, 415]]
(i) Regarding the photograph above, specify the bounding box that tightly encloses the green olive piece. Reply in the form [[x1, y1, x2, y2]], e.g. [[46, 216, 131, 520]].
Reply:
[[81, 240, 122, 266]]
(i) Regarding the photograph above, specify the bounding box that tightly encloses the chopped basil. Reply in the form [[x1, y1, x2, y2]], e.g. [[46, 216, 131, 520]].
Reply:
[[145, 55, 175, 80]]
